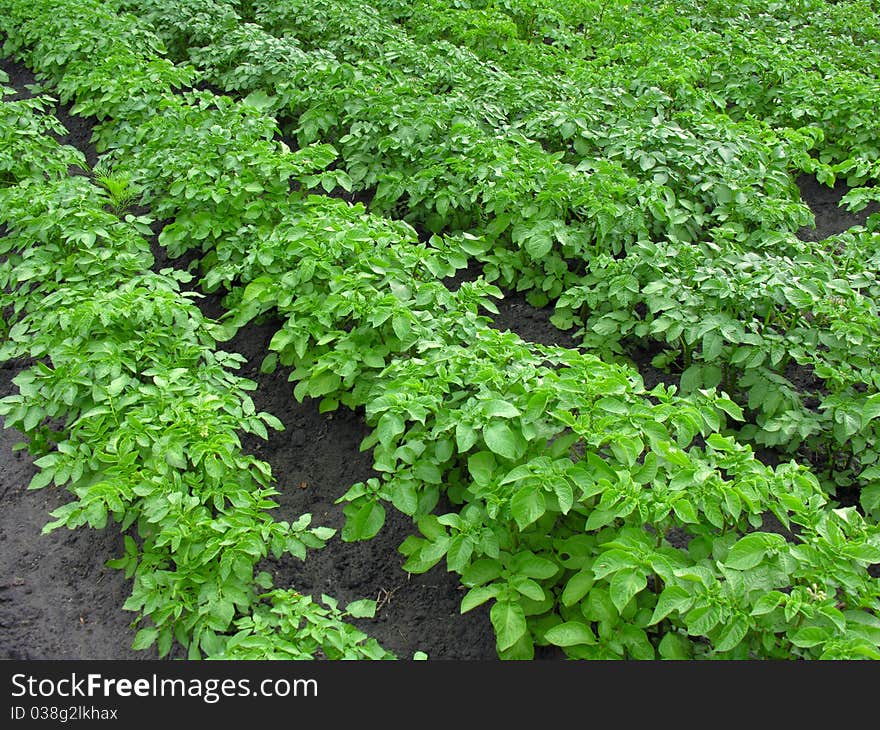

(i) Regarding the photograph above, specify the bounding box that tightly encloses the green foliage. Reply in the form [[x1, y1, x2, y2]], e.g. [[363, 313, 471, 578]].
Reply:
[[221, 592, 394, 659], [3, 0, 880, 661], [0, 88, 85, 183], [0, 80, 391, 660], [92, 161, 139, 216]]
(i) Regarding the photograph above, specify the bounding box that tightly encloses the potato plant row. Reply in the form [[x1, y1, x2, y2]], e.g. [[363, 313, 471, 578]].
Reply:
[[379, 0, 880, 171], [0, 71, 394, 660], [2, 0, 879, 659]]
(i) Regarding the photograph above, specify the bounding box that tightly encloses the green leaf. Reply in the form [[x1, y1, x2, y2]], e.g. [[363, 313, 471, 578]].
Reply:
[[345, 599, 377, 618], [714, 615, 749, 653], [483, 422, 525, 460], [860, 484, 880, 515], [750, 591, 786, 616], [490, 600, 528, 652], [524, 231, 553, 259], [342, 502, 386, 542], [417, 514, 447, 541], [413, 462, 443, 484], [861, 394, 880, 427], [610, 569, 647, 613], [715, 397, 744, 421], [844, 611, 880, 644], [672, 498, 699, 524], [164, 443, 187, 469], [702, 330, 724, 361], [402, 536, 450, 574], [633, 453, 659, 485], [649, 585, 692, 625], [446, 535, 474, 573], [833, 410, 861, 442], [561, 568, 595, 607], [592, 549, 636, 580], [311, 526, 336, 541], [376, 413, 405, 446], [511, 575, 545, 602], [515, 554, 558, 579], [468, 451, 496, 485], [790, 626, 829, 648], [725, 533, 784, 570], [702, 364, 723, 389], [391, 480, 419, 515], [481, 399, 521, 419], [462, 558, 503, 586], [544, 621, 596, 647], [28, 469, 54, 491], [620, 625, 655, 660], [210, 598, 235, 628], [500, 464, 534, 485], [461, 584, 500, 613], [584, 508, 618, 532], [596, 397, 628, 414], [107, 375, 127, 397], [582, 588, 617, 623], [510, 486, 546, 530], [242, 90, 278, 111], [498, 631, 535, 660], [658, 632, 692, 660], [456, 423, 478, 452], [842, 542, 880, 564], [553, 479, 574, 514], [685, 605, 721, 636], [679, 364, 702, 393], [584, 452, 617, 482], [403, 537, 449, 573], [132, 628, 158, 651], [23, 407, 44, 432], [392, 315, 411, 341]]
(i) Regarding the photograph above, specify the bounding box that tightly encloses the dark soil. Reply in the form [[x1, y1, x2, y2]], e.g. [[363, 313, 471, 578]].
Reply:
[[2, 52, 878, 660], [795, 173, 880, 241]]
